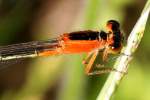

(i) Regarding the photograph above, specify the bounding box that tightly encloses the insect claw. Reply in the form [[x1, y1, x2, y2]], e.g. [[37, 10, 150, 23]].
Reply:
[[82, 60, 88, 64], [96, 64, 105, 68]]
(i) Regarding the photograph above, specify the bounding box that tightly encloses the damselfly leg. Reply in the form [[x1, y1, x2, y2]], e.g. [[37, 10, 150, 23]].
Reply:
[[84, 50, 126, 75]]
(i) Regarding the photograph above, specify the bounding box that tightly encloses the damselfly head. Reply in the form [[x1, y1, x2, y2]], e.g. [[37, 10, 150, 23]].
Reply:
[[104, 20, 123, 55]]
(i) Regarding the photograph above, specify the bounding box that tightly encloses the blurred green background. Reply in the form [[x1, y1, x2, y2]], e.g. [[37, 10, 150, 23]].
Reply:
[[0, 0, 149, 100]]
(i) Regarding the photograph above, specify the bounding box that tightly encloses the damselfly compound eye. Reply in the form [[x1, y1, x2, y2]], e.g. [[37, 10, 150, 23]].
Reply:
[[107, 20, 120, 31]]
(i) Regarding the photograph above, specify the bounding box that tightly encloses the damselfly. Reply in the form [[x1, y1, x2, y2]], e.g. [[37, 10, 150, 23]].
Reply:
[[0, 20, 124, 75]]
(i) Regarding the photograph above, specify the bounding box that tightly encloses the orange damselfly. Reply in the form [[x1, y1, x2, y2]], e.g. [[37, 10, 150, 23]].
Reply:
[[0, 20, 124, 75]]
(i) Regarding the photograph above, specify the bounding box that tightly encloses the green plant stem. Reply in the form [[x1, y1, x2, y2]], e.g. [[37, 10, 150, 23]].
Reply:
[[97, 0, 150, 100]]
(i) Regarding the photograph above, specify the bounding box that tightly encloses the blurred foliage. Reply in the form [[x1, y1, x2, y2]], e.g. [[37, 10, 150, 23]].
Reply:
[[0, 0, 149, 100], [0, 0, 41, 44]]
